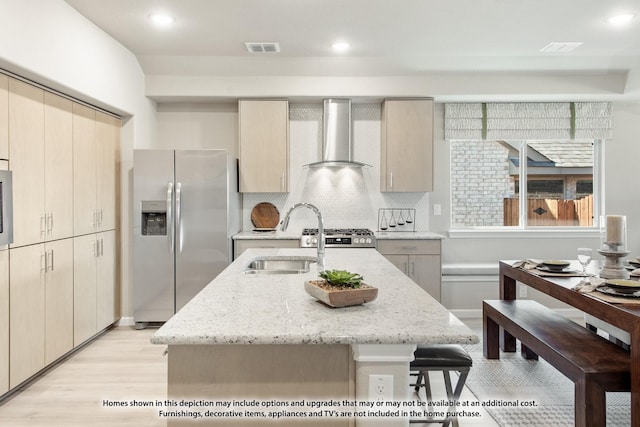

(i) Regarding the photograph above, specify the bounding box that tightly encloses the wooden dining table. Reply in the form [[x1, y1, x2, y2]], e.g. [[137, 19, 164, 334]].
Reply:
[[499, 260, 640, 427]]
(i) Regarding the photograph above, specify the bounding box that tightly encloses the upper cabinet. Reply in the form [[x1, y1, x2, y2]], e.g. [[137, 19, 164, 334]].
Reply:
[[239, 99, 289, 192], [380, 98, 434, 192], [0, 74, 8, 160], [73, 105, 120, 235]]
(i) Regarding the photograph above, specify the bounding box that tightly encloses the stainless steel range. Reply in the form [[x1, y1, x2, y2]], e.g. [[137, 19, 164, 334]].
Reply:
[[300, 228, 376, 248]]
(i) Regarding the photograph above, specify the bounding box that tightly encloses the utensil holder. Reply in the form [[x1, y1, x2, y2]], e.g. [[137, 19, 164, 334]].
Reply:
[[378, 208, 415, 232]]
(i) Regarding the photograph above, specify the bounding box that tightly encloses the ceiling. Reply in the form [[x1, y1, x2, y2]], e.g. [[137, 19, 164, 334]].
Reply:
[[64, 0, 640, 78]]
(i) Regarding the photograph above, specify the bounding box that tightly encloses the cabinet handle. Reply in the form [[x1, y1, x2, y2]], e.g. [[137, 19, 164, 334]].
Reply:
[[410, 261, 415, 277], [40, 215, 46, 235], [92, 210, 97, 229], [389, 172, 393, 189], [41, 252, 47, 272], [99, 209, 103, 228], [100, 238, 104, 257], [92, 241, 97, 257], [48, 250, 54, 271], [47, 213, 54, 235], [280, 173, 285, 191], [401, 246, 418, 251]]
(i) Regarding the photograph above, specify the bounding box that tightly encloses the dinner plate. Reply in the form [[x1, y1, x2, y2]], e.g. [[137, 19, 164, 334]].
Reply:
[[628, 259, 640, 268], [540, 260, 571, 272], [605, 279, 640, 289], [536, 265, 577, 274], [596, 285, 640, 298]]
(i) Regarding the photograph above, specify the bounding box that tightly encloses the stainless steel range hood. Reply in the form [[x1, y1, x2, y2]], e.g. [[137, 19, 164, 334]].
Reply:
[[305, 99, 369, 168]]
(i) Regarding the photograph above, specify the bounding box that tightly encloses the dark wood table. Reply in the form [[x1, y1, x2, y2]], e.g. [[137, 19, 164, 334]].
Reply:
[[499, 260, 640, 427]]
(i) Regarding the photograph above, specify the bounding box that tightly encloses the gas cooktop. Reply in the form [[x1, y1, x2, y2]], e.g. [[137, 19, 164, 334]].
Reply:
[[300, 228, 376, 248]]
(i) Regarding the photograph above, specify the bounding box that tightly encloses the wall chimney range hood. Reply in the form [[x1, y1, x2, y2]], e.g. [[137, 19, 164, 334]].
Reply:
[[305, 98, 369, 168]]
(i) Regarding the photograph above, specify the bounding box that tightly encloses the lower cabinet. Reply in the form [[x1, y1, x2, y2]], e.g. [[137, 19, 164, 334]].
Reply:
[[0, 249, 8, 395], [74, 230, 117, 346], [377, 240, 442, 301], [9, 239, 73, 388]]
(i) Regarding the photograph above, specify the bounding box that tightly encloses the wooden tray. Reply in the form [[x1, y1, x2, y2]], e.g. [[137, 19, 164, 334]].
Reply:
[[304, 280, 378, 308], [250, 202, 280, 229]]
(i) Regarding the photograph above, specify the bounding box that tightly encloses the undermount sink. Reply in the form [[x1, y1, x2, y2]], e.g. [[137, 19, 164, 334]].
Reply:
[[243, 256, 317, 275]]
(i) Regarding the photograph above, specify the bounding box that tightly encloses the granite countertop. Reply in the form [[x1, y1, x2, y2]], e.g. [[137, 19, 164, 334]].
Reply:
[[151, 248, 477, 346], [233, 231, 300, 240]]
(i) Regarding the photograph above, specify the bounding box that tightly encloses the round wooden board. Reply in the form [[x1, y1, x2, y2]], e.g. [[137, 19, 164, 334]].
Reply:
[[250, 202, 280, 229]]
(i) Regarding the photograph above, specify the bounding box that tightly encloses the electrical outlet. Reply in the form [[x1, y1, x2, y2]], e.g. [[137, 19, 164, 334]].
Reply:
[[433, 204, 442, 216], [368, 374, 393, 401], [519, 285, 528, 298]]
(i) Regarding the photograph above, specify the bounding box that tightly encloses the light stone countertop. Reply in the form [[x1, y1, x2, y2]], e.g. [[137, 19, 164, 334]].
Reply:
[[151, 248, 478, 346], [233, 231, 300, 240]]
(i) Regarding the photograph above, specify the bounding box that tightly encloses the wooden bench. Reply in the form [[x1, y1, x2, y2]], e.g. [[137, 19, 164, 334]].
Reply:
[[483, 299, 630, 427]]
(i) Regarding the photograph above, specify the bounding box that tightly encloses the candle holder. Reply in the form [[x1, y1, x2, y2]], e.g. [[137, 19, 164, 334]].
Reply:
[[597, 249, 630, 279], [598, 215, 629, 279]]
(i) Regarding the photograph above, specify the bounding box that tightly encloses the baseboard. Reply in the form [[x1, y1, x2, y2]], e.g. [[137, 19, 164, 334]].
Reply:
[[450, 307, 584, 321], [118, 316, 135, 327]]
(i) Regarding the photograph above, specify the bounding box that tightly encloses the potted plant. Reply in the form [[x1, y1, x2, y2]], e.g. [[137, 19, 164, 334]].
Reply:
[[304, 269, 378, 307]]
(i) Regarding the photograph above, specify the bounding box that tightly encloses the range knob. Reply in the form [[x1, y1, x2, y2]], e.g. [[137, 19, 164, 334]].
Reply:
[[305, 237, 312, 246], [366, 238, 372, 244], [311, 237, 318, 245]]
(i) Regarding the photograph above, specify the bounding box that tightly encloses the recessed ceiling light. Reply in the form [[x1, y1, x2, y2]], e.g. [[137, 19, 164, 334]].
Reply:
[[331, 42, 351, 52], [606, 13, 635, 26], [149, 13, 175, 26]]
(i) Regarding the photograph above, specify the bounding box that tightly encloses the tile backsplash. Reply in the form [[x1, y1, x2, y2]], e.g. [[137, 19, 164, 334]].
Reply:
[[242, 103, 430, 232]]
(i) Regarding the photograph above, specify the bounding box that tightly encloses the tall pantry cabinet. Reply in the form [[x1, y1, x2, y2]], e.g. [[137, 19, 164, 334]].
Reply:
[[1, 73, 120, 395]]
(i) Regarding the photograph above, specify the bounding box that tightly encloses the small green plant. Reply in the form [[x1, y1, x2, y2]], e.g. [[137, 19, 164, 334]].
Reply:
[[319, 269, 364, 288]]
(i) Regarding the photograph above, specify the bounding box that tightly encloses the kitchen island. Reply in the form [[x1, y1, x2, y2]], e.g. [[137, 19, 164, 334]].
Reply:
[[152, 248, 478, 426]]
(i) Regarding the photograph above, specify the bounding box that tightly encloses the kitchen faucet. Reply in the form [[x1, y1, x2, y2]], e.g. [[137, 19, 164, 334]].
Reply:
[[281, 203, 325, 272]]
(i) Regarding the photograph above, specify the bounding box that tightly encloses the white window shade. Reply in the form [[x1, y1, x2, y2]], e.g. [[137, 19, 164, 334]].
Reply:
[[445, 102, 612, 140]]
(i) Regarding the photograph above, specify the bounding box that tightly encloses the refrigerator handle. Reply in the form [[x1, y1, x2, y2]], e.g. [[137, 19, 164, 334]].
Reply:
[[176, 182, 182, 253], [167, 182, 174, 253]]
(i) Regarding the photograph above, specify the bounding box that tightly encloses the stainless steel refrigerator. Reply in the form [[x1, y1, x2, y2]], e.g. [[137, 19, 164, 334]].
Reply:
[[133, 149, 240, 327]]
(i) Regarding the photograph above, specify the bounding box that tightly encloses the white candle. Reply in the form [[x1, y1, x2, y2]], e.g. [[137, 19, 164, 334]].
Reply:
[[606, 215, 625, 246]]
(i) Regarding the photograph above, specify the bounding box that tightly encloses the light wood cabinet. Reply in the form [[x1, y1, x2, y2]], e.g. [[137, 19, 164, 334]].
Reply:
[[0, 74, 8, 159], [8, 80, 73, 247], [8, 78, 45, 247], [239, 99, 289, 192], [0, 249, 8, 395], [74, 231, 117, 346], [233, 238, 299, 259], [377, 239, 441, 301], [73, 103, 97, 236], [380, 99, 434, 192], [44, 92, 74, 241], [73, 106, 120, 234], [9, 240, 73, 388]]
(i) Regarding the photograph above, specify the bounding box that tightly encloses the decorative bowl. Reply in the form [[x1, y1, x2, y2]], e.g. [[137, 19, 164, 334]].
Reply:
[[304, 280, 378, 308], [541, 260, 571, 272]]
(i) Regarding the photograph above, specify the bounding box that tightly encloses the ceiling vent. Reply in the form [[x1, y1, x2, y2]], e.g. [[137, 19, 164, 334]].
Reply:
[[539, 42, 583, 53], [245, 42, 280, 53]]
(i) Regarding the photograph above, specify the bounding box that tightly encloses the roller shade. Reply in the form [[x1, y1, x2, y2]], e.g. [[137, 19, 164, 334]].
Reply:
[[444, 102, 612, 140]]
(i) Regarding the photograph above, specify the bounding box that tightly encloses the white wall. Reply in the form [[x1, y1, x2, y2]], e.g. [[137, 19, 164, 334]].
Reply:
[[0, 0, 157, 319]]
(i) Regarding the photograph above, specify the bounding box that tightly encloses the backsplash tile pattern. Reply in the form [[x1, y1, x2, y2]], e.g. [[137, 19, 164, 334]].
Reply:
[[242, 103, 430, 232]]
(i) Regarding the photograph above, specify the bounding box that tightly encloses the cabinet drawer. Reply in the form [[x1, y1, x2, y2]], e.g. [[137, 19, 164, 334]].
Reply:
[[376, 239, 440, 255]]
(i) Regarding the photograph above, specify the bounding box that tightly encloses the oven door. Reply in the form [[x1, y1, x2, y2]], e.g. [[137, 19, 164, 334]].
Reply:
[[0, 169, 13, 246]]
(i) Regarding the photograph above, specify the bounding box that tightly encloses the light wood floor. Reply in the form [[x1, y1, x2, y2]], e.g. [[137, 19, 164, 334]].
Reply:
[[0, 327, 167, 427]]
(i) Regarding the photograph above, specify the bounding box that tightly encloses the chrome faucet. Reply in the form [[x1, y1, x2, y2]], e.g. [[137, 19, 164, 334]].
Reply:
[[281, 203, 325, 272]]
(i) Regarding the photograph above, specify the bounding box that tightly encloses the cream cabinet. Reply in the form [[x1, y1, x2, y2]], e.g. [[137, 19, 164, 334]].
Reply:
[[8, 78, 45, 247], [233, 238, 299, 259], [0, 74, 8, 159], [8, 80, 73, 247], [377, 239, 441, 301], [95, 112, 120, 231], [9, 239, 73, 388], [0, 249, 8, 395], [239, 99, 289, 192], [74, 230, 117, 346], [380, 99, 434, 192]]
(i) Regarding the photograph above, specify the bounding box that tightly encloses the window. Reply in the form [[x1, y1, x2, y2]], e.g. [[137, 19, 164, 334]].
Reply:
[[450, 139, 599, 229]]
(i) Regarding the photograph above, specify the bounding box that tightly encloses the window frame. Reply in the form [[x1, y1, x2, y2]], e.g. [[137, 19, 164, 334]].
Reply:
[[448, 139, 604, 239]]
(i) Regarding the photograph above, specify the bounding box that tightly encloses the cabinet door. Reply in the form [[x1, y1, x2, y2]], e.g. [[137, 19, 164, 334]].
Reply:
[[0, 74, 8, 160], [410, 254, 441, 301], [96, 112, 119, 231], [96, 230, 117, 330], [9, 244, 45, 388], [44, 238, 74, 365], [0, 249, 8, 394], [239, 100, 289, 192], [381, 99, 433, 192], [383, 254, 409, 276], [9, 78, 45, 247], [73, 234, 97, 346], [73, 103, 97, 236], [44, 92, 74, 241]]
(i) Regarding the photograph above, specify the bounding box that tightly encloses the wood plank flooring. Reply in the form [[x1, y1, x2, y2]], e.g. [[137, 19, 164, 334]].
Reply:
[[0, 327, 167, 427]]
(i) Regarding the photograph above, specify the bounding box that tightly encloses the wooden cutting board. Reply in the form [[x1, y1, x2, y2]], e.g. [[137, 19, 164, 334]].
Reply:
[[250, 202, 280, 229]]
